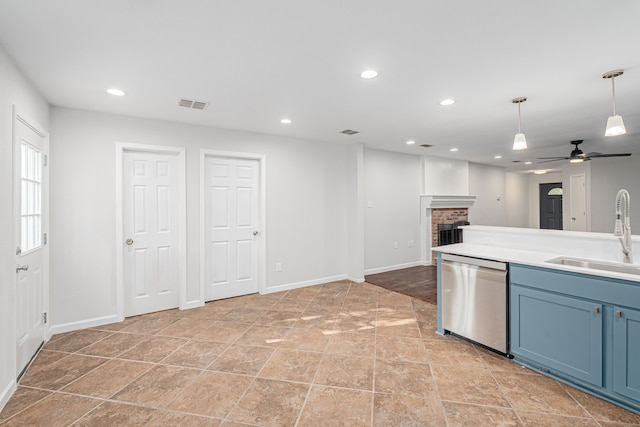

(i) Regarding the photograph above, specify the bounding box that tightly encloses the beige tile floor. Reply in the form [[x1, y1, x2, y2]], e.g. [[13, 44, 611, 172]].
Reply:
[[1, 280, 640, 426]]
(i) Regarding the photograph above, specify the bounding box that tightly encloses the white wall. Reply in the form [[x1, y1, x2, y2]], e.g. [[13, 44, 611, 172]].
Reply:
[[346, 144, 365, 281], [527, 172, 563, 229], [589, 156, 640, 233], [363, 148, 422, 273], [468, 162, 506, 226], [49, 107, 350, 329], [422, 155, 469, 195], [0, 49, 50, 410], [505, 172, 529, 228]]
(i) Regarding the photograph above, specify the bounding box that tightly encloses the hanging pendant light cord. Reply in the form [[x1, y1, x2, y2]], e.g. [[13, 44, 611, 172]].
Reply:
[[611, 76, 617, 116], [517, 102, 522, 133]]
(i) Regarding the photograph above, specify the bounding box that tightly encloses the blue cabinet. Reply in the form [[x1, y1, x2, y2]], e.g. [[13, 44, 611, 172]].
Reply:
[[510, 285, 603, 386], [510, 264, 640, 413], [613, 306, 640, 402]]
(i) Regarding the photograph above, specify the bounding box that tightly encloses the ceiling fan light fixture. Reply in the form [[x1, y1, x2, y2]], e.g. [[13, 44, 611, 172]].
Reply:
[[512, 97, 528, 150], [569, 158, 584, 164], [605, 114, 626, 136], [602, 69, 627, 137]]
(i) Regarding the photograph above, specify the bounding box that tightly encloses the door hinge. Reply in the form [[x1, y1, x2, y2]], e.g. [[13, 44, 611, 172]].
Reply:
[[16, 246, 21, 255], [43, 233, 47, 245], [43, 154, 48, 167], [42, 312, 47, 324]]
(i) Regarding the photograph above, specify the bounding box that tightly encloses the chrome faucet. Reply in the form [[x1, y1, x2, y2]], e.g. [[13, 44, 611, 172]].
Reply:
[[614, 189, 633, 263]]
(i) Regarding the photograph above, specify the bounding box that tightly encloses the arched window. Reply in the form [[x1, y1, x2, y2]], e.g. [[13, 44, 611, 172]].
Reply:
[[547, 187, 563, 196]]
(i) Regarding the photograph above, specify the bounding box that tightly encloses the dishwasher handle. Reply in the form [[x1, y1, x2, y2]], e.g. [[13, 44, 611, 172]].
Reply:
[[441, 253, 507, 271]]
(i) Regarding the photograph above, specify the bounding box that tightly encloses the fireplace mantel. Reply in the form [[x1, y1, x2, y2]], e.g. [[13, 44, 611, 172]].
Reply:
[[420, 195, 476, 265], [421, 195, 476, 209]]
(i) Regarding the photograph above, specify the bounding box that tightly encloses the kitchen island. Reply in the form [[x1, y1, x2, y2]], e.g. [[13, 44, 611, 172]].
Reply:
[[433, 225, 640, 414]]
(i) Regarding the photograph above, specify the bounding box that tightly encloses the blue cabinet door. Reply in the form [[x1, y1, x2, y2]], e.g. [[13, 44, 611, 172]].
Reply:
[[613, 306, 640, 401], [511, 285, 603, 386]]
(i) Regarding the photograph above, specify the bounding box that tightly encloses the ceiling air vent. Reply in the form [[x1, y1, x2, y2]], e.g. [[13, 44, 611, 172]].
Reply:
[[420, 144, 433, 148], [177, 98, 209, 110], [340, 129, 359, 135]]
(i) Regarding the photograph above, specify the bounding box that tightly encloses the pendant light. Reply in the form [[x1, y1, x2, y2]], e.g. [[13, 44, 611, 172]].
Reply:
[[602, 69, 626, 136], [512, 97, 528, 150]]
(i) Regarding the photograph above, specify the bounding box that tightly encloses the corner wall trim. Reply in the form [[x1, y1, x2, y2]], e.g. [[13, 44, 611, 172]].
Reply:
[[0, 380, 17, 414], [364, 261, 426, 276], [49, 314, 119, 335]]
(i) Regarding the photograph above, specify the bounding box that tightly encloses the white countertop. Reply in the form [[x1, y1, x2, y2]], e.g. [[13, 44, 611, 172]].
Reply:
[[432, 243, 640, 283]]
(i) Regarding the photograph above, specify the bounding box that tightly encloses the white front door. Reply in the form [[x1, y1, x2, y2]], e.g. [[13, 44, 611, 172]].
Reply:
[[570, 174, 587, 231], [14, 113, 48, 377], [204, 156, 260, 301], [123, 151, 180, 316]]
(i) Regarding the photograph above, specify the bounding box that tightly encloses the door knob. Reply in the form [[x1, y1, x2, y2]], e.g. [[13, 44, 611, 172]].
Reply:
[[253, 231, 259, 236], [125, 238, 134, 245], [16, 264, 29, 273]]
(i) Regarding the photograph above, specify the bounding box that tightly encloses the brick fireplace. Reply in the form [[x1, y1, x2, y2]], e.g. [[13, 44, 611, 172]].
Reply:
[[431, 208, 468, 263], [420, 195, 476, 265]]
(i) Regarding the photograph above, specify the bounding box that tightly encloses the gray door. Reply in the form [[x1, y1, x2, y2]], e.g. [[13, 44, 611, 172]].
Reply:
[[539, 182, 563, 230]]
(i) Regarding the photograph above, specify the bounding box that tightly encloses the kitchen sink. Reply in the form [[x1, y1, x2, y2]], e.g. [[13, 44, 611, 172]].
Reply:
[[546, 257, 640, 276]]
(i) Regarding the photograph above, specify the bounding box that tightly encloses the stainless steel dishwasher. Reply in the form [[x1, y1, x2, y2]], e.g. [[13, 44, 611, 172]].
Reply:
[[441, 253, 508, 353]]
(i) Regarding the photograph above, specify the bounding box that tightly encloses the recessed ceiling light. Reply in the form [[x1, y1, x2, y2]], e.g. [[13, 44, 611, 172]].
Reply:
[[525, 161, 532, 165], [360, 70, 378, 79], [440, 99, 455, 106], [280, 118, 292, 124], [406, 140, 416, 145], [106, 88, 125, 96], [450, 148, 458, 152], [494, 155, 502, 159], [533, 169, 547, 174]]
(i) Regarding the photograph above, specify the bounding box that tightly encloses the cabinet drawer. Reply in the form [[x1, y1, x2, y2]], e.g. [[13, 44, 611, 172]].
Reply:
[[510, 285, 603, 387]]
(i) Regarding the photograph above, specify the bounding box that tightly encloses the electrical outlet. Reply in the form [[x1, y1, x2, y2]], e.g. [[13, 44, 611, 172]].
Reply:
[[276, 262, 282, 272], [394, 241, 398, 249], [408, 240, 414, 247]]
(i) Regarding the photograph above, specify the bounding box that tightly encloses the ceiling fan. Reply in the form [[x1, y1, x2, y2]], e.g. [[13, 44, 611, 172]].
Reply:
[[537, 140, 632, 164]]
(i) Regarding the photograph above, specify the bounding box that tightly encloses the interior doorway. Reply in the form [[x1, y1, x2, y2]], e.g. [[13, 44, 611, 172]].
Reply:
[[200, 150, 266, 302], [570, 174, 587, 231], [116, 142, 187, 319], [539, 182, 563, 230], [13, 109, 49, 377]]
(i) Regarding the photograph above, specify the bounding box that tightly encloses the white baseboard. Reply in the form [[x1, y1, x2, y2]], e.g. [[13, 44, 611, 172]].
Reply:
[[0, 380, 17, 414], [364, 261, 426, 276], [49, 314, 120, 335], [347, 276, 365, 283], [180, 300, 204, 310], [262, 274, 348, 294]]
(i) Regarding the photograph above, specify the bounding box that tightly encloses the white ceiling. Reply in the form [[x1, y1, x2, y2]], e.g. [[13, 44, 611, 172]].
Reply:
[[1, 0, 640, 172]]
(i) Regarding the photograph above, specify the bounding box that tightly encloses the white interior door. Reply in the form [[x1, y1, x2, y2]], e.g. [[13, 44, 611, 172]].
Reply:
[[123, 151, 179, 316], [204, 156, 260, 301], [14, 114, 48, 377], [570, 174, 587, 231]]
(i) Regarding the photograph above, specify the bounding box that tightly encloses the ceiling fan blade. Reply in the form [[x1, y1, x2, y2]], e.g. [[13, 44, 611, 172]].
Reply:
[[586, 153, 632, 159], [536, 156, 569, 160], [536, 158, 567, 164]]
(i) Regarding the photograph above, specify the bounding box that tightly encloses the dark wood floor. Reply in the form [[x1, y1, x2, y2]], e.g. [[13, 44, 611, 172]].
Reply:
[[365, 265, 437, 305]]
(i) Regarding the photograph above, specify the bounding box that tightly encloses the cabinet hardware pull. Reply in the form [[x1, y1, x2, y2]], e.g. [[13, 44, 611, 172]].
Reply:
[[594, 307, 600, 314], [616, 311, 622, 318]]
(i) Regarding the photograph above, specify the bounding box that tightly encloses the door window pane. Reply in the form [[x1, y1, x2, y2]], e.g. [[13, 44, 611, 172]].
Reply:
[[20, 142, 42, 252]]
